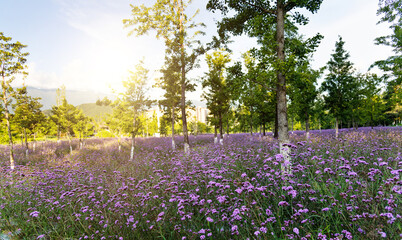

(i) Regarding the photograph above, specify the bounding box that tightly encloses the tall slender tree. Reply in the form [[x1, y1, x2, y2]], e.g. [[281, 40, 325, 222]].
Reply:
[[13, 86, 46, 156], [288, 60, 320, 140], [123, 0, 205, 153], [372, 0, 401, 124], [158, 54, 182, 150], [202, 49, 231, 144], [321, 36, 359, 137], [207, 0, 323, 173], [50, 98, 81, 155], [0, 32, 29, 170], [121, 61, 153, 161]]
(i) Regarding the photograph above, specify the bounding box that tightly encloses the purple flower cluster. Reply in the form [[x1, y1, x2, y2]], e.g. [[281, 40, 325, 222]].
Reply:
[[0, 127, 401, 239]]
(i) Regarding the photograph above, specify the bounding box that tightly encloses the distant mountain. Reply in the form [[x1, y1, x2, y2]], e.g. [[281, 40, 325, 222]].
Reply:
[[27, 86, 206, 109], [27, 86, 114, 110]]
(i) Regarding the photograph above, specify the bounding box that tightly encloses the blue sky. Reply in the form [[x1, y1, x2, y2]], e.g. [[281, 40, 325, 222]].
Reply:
[[0, 0, 394, 100]]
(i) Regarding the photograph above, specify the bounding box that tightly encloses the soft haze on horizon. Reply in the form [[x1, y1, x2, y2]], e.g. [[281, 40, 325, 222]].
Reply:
[[0, 0, 394, 101]]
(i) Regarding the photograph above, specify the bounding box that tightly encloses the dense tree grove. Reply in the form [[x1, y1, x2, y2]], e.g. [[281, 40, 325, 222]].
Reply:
[[0, 0, 400, 162]]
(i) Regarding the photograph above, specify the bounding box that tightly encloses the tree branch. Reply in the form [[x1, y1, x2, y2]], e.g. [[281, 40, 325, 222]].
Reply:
[[284, 1, 297, 12], [247, 78, 276, 92], [243, 0, 276, 15]]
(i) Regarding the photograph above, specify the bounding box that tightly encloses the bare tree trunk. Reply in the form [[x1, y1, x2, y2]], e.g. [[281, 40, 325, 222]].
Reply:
[[179, 0, 189, 154], [319, 118, 321, 133], [171, 107, 176, 150], [57, 125, 60, 143], [263, 122, 266, 136], [214, 124, 218, 144], [130, 114, 136, 161], [67, 132, 73, 155], [335, 117, 339, 138], [291, 117, 294, 134], [219, 112, 223, 145], [305, 112, 310, 140], [5, 108, 15, 170], [276, 4, 291, 175], [118, 134, 122, 152], [249, 107, 253, 136], [274, 103, 278, 138], [130, 133, 135, 161], [226, 118, 229, 137], [33, 132, 36, 152], [24, 128, 29, 157]]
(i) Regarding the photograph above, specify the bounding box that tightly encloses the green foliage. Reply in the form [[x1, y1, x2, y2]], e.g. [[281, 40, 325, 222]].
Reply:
[[321, 36, 360, 124], [124, 0, 206, 146], [77, 103, 112, 122], [50, 98, 82, 138], [202, 49, 231, 137], [0, 32, 29, 137], [105, 61, 153, 140], [95, 130, 115, 138], [372, 0, 402, 124], [12, 87, 46, 140], [74, 112, 94, 139]]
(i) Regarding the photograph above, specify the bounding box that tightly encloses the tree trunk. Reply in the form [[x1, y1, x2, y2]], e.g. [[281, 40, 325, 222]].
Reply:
[[131, 114, 137, 161], [276, 4, 291, 175], [319, 118, 321, 133], [171, 107, 176, 150], [291, 117, 294, 134], [263, 122, 266, 136], [33, 132, 36, 152], [118, 134, 122, 152], [305, 112, 310, 140], [249, 107, 253, 136], [335, 117, 339, 138], [5, 108, 15, 170], [130, 133, 135, 161], [79, 132, 83, 150], [57, 125, 60, 142], [226, 118, 229, 137], [179, 0, 190, 154], [67, 132, 73, 155], [214, 124, 218, 144], [24, 128, 29, 157], [219, 112, 223, 145], [274, 103, 278, 138]]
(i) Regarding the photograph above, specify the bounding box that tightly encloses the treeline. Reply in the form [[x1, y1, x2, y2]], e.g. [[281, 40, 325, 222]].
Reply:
[[1, 1, 401, 168]]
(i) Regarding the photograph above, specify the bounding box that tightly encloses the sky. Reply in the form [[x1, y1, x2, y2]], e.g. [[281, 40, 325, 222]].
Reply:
[[0, 0, 394, 102]]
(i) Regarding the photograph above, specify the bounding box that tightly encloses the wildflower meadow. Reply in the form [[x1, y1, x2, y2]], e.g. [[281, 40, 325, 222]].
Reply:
[[0, 127, 401, 239]]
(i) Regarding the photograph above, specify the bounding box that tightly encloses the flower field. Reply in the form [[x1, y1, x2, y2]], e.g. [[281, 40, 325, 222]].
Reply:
[[0, 127, 401, 240]]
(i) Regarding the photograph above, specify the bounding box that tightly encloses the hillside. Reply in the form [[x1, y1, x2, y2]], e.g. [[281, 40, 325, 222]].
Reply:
[[43, 103, 112, 122], [77, 103, 113, 122], [27, 86, 114, 110]]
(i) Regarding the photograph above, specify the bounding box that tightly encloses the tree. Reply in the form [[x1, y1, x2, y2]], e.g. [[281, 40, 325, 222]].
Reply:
[[288, 60, 320, 139], [359, 73, 386, 127], [74, 112, 94, 149], [123, 0, 205, 153], [103, 99, 132, 152], [372, 0, 402, 124], [202, 49, 231, 144], [158, 55, 182, 150], [13, 86, 46, 156], [321, 36, 359, 137], [121, 61, 153, 161], [207, 0, 323, 174], [50, 98, 81, 154], [0, 32, 29, 170]]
